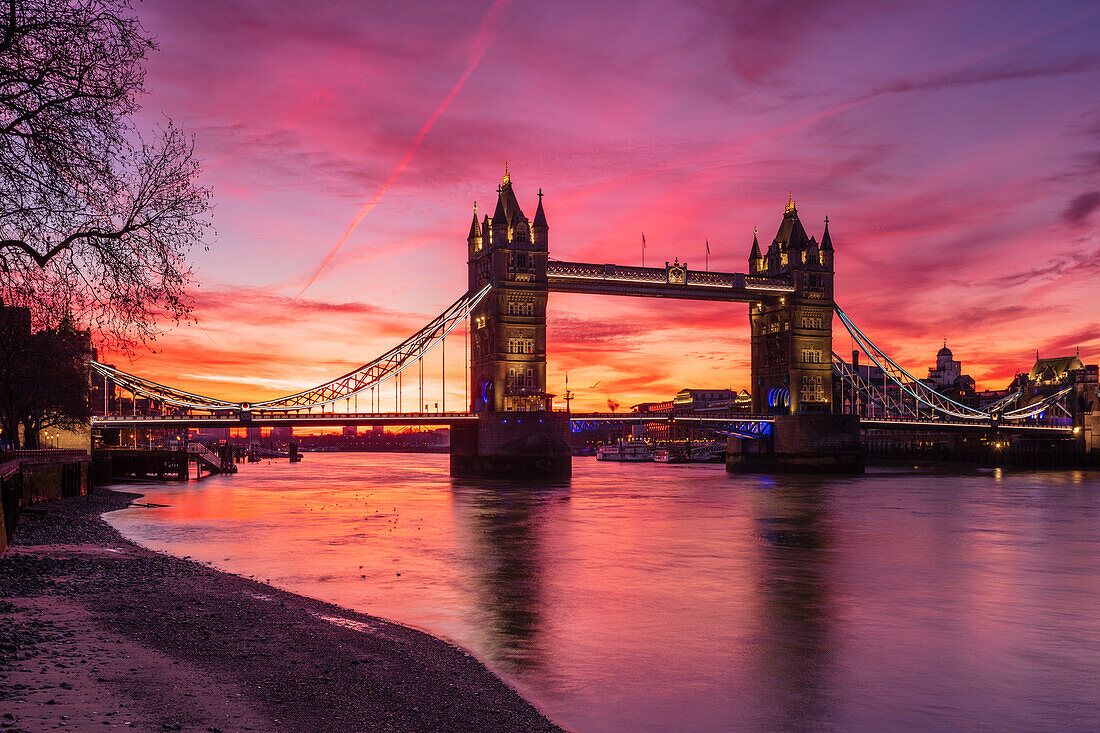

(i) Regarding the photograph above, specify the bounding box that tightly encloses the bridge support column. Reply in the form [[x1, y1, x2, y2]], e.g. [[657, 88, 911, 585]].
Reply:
[[726, 413, 863, 473], [450, 413, 571, 479]]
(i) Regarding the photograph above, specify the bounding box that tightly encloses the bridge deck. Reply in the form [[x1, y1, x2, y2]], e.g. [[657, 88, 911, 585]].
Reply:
[[860, 417, 1074, 434], [91, 412, 1073, 435], [547, 261, 793, 302], [92, 412, 478, 429]]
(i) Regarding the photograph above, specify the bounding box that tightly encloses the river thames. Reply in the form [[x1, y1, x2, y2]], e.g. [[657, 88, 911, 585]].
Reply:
[[104, 454, 1100, 732]]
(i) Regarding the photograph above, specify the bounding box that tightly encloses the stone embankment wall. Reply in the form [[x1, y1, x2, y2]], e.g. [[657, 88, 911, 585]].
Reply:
[[0, 452, 91, 555]]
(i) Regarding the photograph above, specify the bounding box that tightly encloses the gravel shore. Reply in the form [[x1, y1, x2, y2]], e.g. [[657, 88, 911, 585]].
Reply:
[[0, 489, 565, 732]]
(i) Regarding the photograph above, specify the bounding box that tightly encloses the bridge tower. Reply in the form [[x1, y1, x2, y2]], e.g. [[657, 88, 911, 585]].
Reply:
[[467, 166, 550, 413], [731, 196, 861, 473], [451, 168, 571, 478], [749, 196, 835, 414]]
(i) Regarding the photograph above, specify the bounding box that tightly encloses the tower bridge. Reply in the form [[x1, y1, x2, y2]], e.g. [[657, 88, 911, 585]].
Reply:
[[90, 171, 1095, 477]]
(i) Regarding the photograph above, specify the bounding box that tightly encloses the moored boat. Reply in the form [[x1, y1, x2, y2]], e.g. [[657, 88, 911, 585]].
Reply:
[[654, 448, 687, 463], [596, 440, 654, 462]]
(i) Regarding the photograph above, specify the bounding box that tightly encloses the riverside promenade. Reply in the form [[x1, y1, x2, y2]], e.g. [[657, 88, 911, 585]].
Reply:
[[0, 490, 563, 733]]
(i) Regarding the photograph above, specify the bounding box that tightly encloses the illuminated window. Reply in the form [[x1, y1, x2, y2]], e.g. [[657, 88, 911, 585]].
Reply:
[[801, 375, 824, 401], [801, 349, 823, 364], [506, 299, 534, 316], [509, 252, 534, 272], [507, 338, 534, 354]]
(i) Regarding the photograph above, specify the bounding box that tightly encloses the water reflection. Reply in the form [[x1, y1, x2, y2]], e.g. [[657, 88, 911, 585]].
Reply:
[[449, 480, 569, 672], [749, 479, 835, 730], [102, 457, 1100, 733]]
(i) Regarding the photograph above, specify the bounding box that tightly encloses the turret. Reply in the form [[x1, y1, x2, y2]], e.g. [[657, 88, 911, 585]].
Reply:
[[532, 188, 548, 248], [467, 205, 483, 257], [748, 227, 763, 274], [820, 215, 833, 269]]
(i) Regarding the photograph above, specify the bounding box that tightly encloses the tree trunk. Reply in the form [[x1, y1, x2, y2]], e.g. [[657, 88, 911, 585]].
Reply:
[[20, 418, 38, 449]]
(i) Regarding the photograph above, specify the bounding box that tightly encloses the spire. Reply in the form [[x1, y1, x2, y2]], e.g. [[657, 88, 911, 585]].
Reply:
[[820, 214, 833, 251], [533, 187, 547, 228], [468, 202, 481, 240], [773, 196, 810, 251], [785, 192, 796, 215], [749, 226, 763, 268], [492, 166, 525, 226]]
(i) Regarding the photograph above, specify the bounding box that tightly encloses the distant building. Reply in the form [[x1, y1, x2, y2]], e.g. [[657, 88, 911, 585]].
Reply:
[[342, 425, 358, 437], [1027, 355, 1085, 386], [269, 426, 293, 442], [921, 342, 976, 406], [630, 387, 751, 442], [1003, 353, 1098, 418], [635, 388, 751, 416], [192, 427, 231, 443]]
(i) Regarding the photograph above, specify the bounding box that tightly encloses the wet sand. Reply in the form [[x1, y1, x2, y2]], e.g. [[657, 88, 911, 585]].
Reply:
[[0, 489, 565, 732]]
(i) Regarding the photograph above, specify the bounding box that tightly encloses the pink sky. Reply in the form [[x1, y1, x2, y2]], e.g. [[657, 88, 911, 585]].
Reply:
[[103, 0, 1100, 412]]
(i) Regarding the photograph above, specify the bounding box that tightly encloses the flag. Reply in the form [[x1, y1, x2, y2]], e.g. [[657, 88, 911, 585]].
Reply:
[[706, 239, 710, 255], [642, 233, 646, 250]]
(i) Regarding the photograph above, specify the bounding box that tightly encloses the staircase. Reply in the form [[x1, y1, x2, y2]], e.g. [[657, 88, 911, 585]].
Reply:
[[186, 443, 237, 474]]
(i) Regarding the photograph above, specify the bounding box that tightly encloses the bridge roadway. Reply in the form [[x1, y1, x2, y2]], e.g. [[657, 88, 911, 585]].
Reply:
[[546, 261, 795, 301], [859, 416, 1075, 435], [90, 412, 1074, 436], [89, 412, 778, 432]]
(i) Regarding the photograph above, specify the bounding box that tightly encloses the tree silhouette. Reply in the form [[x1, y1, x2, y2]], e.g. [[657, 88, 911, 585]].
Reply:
[[0, 0, 210, 348], [0, 306, 90, 449]]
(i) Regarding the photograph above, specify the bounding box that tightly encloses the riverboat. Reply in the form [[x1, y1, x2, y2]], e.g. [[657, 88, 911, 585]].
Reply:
[[654, 448, 687, 463], [596, 440, 654, 462]]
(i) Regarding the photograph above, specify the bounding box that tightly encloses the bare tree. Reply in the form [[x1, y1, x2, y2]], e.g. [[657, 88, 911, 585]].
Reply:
[[0, 0, 210, 348]]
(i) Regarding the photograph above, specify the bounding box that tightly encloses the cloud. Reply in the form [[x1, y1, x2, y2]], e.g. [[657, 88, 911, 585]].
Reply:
[[292, 0, 515, 300], [99, 0, 1100, 410], [686, 0, 890, 84], [871, 54, 1100, 97], [1063, 191, 1100, 226], [987, 247, 1100, 288]]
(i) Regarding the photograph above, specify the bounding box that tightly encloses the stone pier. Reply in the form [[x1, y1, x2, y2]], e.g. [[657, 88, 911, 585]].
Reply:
[[450, 413, 572, 480], [726, 413, 863, 474]]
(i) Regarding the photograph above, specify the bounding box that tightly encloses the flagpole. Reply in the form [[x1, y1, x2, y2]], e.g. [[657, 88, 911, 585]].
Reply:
[[642, 232, 646, 267]]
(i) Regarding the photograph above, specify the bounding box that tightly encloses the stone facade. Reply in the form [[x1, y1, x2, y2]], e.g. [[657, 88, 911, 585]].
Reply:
[[749, 198, 835, 414], [458, 170, 570, 479], [467, 168, 550, 413]]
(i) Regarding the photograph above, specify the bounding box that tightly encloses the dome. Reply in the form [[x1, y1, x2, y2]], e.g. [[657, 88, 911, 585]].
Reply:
[[937, 342, 952, 359]]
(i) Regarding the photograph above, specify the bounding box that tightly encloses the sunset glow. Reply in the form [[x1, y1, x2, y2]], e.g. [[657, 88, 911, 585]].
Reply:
[[101, 0, 1100, 412]]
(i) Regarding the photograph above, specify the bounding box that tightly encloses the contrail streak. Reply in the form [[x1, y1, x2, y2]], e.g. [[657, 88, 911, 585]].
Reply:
[[293, 0, 513, 300]]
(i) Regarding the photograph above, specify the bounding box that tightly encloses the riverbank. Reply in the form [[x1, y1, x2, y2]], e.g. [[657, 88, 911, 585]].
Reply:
[[0, 489, 564, 732]]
